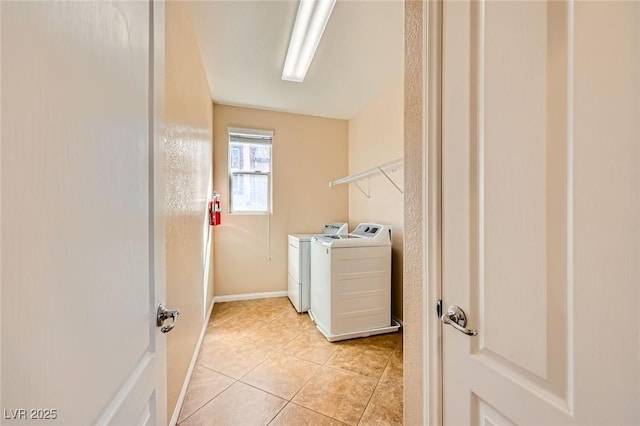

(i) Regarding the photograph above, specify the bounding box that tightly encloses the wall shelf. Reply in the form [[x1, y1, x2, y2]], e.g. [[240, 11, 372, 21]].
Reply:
[[329, 158, 404, 198]]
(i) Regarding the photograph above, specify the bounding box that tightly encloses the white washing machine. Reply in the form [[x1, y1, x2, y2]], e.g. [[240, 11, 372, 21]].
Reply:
[[287, 223, 348, 313], [309, 223, 400, 341]]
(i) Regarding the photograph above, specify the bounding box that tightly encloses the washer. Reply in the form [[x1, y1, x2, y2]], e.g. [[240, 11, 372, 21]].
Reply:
[[309, 223, 400, 341], [288, 223, 348, 313]]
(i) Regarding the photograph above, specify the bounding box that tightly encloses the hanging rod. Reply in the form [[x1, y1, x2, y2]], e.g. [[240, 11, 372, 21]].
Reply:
[[329, 158, 404, 194]]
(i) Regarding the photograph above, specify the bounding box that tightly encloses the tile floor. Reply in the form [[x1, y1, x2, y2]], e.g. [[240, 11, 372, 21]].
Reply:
[[177, 297, 403, 426]]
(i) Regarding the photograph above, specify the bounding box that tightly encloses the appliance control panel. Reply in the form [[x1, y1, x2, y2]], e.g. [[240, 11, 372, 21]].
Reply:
[[322, 222, 348, 235], [351, 223, 387, 238]]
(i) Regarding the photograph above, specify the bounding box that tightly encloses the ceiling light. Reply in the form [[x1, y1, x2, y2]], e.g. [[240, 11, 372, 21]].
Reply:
[[282, 0, 336, 82]]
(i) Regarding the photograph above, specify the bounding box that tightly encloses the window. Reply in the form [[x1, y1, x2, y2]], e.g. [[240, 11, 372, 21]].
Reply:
[[228, 128, 273, 214]]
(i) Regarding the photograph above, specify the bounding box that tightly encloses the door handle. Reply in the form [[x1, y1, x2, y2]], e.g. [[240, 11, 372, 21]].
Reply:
[[441, 305, 477, 336], [157, 303, 180, 333]]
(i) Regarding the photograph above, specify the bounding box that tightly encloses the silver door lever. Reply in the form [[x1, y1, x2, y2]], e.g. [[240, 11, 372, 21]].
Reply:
[[441, 305, 478, 336], [157, 303, 180, 333]]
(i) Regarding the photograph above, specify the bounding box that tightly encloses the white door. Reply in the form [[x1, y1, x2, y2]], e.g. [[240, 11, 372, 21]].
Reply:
[[441, 0, 640, 424], [2, 1, 168, 425]]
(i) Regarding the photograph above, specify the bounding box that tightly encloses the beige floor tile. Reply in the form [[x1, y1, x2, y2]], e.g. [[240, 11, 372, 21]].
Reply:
[[206, 313, 267, 340], [243, 302, 290, 322], [269, 403, 347, 426], [269, 308, 315, 331], [279, 328, 339, 364], [178, 366, 235, 422], [324, 344, 392, 379], [358, 381, 403, 426], [253, 296, 291, 309], [241, 321, 304, 353], [255, 307, 292, 323], [185, 300, 403, 425], [197, 338, 271, 379], [395, 331, 403, 353], [199, 329, 229, 349], [337, 332, 401, 352], [180, 382, 286, 426], [210, 300, 272, 321], [209, 298, 290, 323], [292, 366, 377, 425], [209, 303, 244, 325], [243, 308, 284, 323], [380, 349, 402, 386], [209, 300, 258, 320], [209, 301, 237, 315], [208, 309, 248, 326], [240, 297, 291, 321], [241, 352, 320, 400]]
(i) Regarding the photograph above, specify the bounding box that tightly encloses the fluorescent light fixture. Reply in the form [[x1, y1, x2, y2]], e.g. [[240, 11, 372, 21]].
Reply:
[[282, 0, 336, 82]]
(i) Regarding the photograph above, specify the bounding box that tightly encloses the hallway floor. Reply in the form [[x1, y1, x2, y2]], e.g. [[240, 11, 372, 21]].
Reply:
[[177, 297, 403, 426]]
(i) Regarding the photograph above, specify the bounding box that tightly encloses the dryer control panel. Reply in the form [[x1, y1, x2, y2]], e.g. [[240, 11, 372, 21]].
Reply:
[[322, 222, 348, 235]]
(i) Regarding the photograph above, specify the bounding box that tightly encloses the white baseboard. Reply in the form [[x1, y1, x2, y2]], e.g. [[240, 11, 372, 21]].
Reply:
[[168, 298, 215, 426], [213, 290, 287, 303], [392, 315, 404, 328]]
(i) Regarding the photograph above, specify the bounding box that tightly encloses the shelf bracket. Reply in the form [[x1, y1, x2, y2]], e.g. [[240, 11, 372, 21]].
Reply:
[[328, 158, 403, 197], [354, 179, 370, 198], [378, 166, 404, 194]]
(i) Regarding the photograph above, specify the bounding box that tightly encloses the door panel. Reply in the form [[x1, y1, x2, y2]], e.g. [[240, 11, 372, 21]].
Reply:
[[1, 1, 166, 424], [472, 396, 515, 426], [469, 0, 569, 394], [442, 0, 639, 424], [479, 0, 550, 380]]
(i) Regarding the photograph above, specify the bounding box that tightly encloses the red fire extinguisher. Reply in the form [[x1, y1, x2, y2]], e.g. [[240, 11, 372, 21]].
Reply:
[[209, 192, 221, 226]]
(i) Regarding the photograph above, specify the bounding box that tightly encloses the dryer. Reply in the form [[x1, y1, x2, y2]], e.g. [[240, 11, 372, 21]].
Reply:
[[309, 223, 400, 341], [288, 223, 347, 313]]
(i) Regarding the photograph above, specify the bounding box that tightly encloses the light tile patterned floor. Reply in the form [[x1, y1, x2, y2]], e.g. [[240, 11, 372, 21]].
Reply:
[[177, 297, 403, 426]]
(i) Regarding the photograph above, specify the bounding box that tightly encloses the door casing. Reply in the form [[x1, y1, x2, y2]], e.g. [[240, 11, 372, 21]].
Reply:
[[423, 0, 444, 424]]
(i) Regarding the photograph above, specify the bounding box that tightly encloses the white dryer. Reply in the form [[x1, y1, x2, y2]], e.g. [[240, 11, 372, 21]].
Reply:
[[309, 223, 400, 341], [287, 223, 348, 313]]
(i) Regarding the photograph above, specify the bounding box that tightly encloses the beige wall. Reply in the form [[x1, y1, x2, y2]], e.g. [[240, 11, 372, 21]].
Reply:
[[165, 1, 214, 419], [348, 77, 404, 320], [212, 105, 348, 296]]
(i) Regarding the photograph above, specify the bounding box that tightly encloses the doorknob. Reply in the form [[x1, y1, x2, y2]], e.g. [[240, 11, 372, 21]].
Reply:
[[441, 305, 477, 336], [157, 303, 180, 333]]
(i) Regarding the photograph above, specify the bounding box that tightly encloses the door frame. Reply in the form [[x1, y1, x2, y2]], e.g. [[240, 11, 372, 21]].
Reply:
[[423, 0, 443, 424], [403, 0, 444, 424]]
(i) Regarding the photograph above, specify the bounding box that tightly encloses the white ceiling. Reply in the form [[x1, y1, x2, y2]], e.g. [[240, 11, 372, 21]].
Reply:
[[188, 0, 404, 120]]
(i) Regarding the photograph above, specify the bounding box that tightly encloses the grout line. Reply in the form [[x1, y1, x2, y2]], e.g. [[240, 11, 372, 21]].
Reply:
[[236, 380, 291, 403], [320, 362, 385, 382], [277, 349, 335, 366], [265, 401, 288, 425], [286, 359, 324, 403], [288, 401, 351, 425], [357, 348, 396, 424], [177, 376, 238, 424], [237, 351, 278, 382], [358, 382, 380, 425], [197, 364, 237, 381]]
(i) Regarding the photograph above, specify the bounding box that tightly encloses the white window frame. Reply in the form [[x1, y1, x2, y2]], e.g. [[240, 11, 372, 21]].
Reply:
[[227, 127, 274, 215]]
